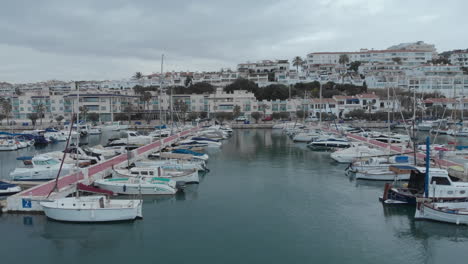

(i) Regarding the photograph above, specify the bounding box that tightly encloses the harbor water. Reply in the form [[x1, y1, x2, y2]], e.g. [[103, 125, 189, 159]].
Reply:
[[1, 129, 468, 263]]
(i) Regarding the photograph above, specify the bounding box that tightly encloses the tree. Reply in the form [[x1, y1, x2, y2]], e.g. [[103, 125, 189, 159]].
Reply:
[[184, 76, 193, 87], [187, 112, 199, 121], [233, 105, 241, 119], [348, 61, 362, 73], [133, 72, 143, 79], [392, 57, 402, 64], [174, 100, 189, 124], [339, 54, 350, 65], [258, 103, 270, 116], [123, 104, 134, 124], [55, 115, 64, 125], [87, 112, 100, 124], [296, 110, 306, 120], [1, 99, 12, 125], [35, 103, 46, 126], [292, 56, 304, 73], [139, 91, 152, 124], [224, 78, 258, 94], [79, 106, 89, 122], [251, 112, 261, 123], [27, 113, 39, 126], [14, 87, 23, 96], [0, 113, 5, 125], [428, 57, 451, 65]]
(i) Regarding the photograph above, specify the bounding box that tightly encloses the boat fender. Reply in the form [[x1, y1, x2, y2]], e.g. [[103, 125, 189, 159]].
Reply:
[[123, 184, 127, 192]]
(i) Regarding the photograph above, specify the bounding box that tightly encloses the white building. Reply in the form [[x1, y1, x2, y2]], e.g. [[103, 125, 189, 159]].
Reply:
[[450, 51, 468, 67]]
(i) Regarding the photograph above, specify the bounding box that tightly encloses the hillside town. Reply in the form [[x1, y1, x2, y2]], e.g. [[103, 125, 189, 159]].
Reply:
[[0, 41, 467, 124]]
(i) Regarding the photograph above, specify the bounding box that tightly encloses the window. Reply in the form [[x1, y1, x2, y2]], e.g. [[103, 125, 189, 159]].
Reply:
[[431, 176, 451, 185], [141, 171, 148, 176], [101, 98, 106, 102], [101, 106, 106, 110]]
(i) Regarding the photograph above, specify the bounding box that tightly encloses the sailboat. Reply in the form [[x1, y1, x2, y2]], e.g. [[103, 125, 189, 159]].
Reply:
[[41, 85, 143, 222]]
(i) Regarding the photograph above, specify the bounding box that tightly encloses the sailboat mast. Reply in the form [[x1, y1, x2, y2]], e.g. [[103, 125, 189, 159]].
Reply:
[[319, 82, 322, 127]]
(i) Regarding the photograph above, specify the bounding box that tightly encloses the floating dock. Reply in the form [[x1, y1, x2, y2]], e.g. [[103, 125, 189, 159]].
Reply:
[[4, 127, 199, 213]]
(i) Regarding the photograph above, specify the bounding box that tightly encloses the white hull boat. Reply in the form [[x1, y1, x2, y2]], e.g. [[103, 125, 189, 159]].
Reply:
[[41, 196, 142, 222], [355, 169, 410, 181], [115, 167, 200, 184], [95, 177, 178, 195], [135, 160, 207, 171], [330, 146, 386, 163], [415, 201, 468, 225], [10, 155, 74, 181], [0, 181, 21, 196]]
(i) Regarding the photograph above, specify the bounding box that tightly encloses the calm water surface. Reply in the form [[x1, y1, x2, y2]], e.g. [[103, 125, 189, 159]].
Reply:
[[1, 129, 468, 264]]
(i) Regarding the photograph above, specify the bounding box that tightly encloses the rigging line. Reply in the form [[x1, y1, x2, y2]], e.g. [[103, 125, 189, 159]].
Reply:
[[47, 116, 75, 198]]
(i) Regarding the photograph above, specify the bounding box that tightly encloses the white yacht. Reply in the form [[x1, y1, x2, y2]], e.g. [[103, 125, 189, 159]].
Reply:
[[107, 131, 153, 146], [115, 166, 200, 183], [330, 145, 386, 163], [94, 177, 179, 195], [10, 155, 74, 181], [135, 159, 207, 171]]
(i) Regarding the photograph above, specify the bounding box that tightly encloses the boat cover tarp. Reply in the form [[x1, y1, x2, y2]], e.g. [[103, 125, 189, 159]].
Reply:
[[77, 183, 114, 196], [172, 149, 204, 156], [16, 156, 33, 161], [0, 181, 17, 190]]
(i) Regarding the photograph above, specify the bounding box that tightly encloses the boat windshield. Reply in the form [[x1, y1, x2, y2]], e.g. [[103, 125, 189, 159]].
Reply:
[[34, 159, 59, 166]]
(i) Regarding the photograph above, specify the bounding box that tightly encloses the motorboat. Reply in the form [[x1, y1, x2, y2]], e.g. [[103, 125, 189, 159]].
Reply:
[[454, 127, 468, 137], [189, 137, 222, 147], [115, 166, 200, 184], [107, 131, 153, 146], [415, 200, 468, 225], [48, 146, 104, 165], [170, 149, 209, 160], [94, 177, 180, 195], [293, 130, 321, 142], [10, 155, 74, 181], [81, 145, 120, 159], [354, 166, 411, 181], [88, 126, 102, 135], [101, 121, 129, 131], [330, 145, 386, 163], [41, 195, 142, 222], [0, 181, 21, 196], [346, 156, 411, 173], [134, 159, 207, 171], [417, 121, 434, 131], [149, 129, 172, 139], [307, 137, 350, 151], [380, 166, 468, 204], [0, 137, 19, 151]]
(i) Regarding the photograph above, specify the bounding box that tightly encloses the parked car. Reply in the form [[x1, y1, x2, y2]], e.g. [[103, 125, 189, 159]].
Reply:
[[236, 116, 247, 121], [262, 115, 273, 121]]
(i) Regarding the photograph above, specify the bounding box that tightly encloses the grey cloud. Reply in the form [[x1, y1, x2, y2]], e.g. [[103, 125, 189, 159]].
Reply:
[[0, 0, 467, 82]]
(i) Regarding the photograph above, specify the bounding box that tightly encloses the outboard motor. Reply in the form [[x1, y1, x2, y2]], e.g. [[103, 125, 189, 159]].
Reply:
[[175, 181, 186, 192]]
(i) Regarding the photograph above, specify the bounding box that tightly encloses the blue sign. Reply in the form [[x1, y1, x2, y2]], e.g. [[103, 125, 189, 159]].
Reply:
[[22, 199, 32, 208]]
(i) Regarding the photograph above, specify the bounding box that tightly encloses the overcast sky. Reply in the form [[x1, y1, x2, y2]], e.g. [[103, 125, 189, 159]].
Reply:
[[0, 0, 466, 83]]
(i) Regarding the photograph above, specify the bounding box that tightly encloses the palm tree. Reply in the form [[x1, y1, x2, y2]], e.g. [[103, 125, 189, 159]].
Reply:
[[1, 99, 12, 125], [79, 106, 89, 122], [35, 103, 46, 126], [133, 72, 143, 79], [293, 56, 304, 74], [339, 54, 350, 65], [139, 91, 152, 124], [292, 56, 304, 73]]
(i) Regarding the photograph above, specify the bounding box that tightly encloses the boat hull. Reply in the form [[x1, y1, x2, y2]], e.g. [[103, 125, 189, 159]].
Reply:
[[41, 201, 142, 222], [415, 202, 468, 225]]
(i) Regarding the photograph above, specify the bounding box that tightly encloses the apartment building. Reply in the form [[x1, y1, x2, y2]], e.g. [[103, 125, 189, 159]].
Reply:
[[237, 60, 290, 73], [450, 51, 468, 67]]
